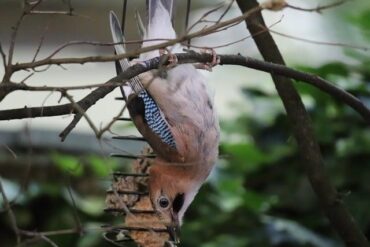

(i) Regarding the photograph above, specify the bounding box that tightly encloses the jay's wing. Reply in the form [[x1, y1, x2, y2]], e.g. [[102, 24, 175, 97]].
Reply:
[[109, 11, 181, 161]]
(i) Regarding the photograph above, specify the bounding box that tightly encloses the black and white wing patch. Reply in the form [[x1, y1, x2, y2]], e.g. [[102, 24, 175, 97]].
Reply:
[[109, 10, 177, 155], [138, 91, 176, 149]]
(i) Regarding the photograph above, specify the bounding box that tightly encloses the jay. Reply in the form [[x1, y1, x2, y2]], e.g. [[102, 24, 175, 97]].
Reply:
[[110, 0, 220, 240]]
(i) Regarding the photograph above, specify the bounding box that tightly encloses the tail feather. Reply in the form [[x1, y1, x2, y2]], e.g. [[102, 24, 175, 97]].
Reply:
[[160, 0, 174, 18], [142, 0, 178, 59], [147, 0, 174, 26]]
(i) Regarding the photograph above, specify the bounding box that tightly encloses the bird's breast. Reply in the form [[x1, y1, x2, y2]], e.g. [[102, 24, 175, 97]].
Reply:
[[141, 64, 220, 163]]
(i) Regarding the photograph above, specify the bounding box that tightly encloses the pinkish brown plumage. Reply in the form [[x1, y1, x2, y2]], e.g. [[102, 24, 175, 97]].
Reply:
[[111, 0, 220, 241]]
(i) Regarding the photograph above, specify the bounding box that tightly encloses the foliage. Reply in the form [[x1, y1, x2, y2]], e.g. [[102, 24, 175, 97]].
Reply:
[[180, 7, 370, 246]]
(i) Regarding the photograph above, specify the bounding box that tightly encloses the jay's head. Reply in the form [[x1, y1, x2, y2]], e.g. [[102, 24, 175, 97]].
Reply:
[[148, 162, 200, 243]]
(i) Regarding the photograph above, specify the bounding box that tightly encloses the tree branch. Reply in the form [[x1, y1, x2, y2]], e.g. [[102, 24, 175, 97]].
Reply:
[[236, 0, 369, 246], [9, 5, 262, 72], [61, 91, 99, 140], [286, 0, 348, 13], [1, 53, 369, 123]]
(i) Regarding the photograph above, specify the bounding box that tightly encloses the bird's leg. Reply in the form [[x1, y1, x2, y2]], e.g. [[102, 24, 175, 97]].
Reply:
[[194, 48, 220, 72], [160, 48, 178, 69]]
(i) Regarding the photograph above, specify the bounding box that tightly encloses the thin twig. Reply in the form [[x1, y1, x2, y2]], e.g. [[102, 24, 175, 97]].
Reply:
[[29, 10, 77, 15], [20, 73, 34, 83], [32, 23, 50, 63], [5, 0, 358, 76], [66, 0, 73, 14], [66, 182, 83, 236], [186, 2, 225, 32], [27, 0, 43, 10], [185, 15, 283, 49], [6, 11, 25, 69], [185, 0, 191, 48], [3, 0, 41, 82], [11, 4, 263, 71], [1, 52, 370, 129], [0, 41, 7, 72], [97, 104, 127, 138], [39, 235, 59, 247], [63, 91, 99, 136], [0, 177, 21, 244], [121, 0, 128, 36], [269, 28, 369, 51], [39, 39, 169, 63], [215, 0, 235, 24], [19, 228, 81, 237], [286, 0, 348, 13], [237, 0, 370, 246], [3, 81, 124, 92], [1, 144, 18, 159]]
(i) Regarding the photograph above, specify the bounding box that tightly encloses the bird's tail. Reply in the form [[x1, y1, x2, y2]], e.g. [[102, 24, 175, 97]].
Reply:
[[141, 0, 177, 59]]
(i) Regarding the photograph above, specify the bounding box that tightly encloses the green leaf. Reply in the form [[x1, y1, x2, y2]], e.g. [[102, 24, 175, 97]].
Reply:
[[87, 155, 116, 177], [223, 142, 268, 168], [51, 153, 83, 176], [63, 188, 104, 216], [297, 62, 349, 78], [241, 190, 278, 213], [349, 9, 370, 40]]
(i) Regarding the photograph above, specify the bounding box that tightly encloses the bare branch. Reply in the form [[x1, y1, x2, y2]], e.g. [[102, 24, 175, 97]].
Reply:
[[0, 177, 21, 244], [187, 2, 225, 32], [2, 81, 122, 92], [66, 183, 83, 236], [1, 53, 370, 139], [11, 5, 263, 72], [58, 112, 83, 141], [286, 0, 348, 13], [20, 73, 34, 83], [0, 41, 7, 71], [1, 144, 18, 159], [260, 0, 349, 13], [185, 0, 192, 48], [269, 27, 369, 51], [237, 0, 370, 246], [215, 0, 235, 24], [6, 11, 26, 71], [29, 10, 76, 15], [96, 103, 127, 139], [19, 228, 81, 237], [32, 23, 50, 63], [3, 0, 44, 78], [39, 235, 59, 247], [62, 91, 99, 137], [186, 16, 283, 49], [28, 0, 77, 17]]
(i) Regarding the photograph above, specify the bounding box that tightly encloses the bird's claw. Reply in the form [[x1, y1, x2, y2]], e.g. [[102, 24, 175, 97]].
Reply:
[[160, 48, 178, 68], [195, 48, 220, 72]]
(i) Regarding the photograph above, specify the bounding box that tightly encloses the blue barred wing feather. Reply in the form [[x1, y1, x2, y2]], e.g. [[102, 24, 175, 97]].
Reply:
[[109, 10, 178, 155], [138, 91, 176, 149]]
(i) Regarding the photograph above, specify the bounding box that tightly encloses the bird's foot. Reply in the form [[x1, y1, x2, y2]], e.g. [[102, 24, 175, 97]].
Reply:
[[159, 48, 178, 68], [195, 48, 220, 72]]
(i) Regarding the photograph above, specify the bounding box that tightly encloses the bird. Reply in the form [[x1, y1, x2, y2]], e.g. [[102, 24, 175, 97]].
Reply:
[[110, 0, 219, 241]]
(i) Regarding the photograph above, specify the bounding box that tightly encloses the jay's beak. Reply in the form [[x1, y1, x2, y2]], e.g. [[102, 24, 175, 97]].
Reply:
[[167, 224, 180, 244], [167, 213, 180, 244]]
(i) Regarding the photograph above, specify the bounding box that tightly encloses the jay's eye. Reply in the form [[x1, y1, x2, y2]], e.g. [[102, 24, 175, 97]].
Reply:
[[158, 196, 170, 209]]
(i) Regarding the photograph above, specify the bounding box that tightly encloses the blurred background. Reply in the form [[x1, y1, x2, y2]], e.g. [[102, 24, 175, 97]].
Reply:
[[1, 0, 370, 246]]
